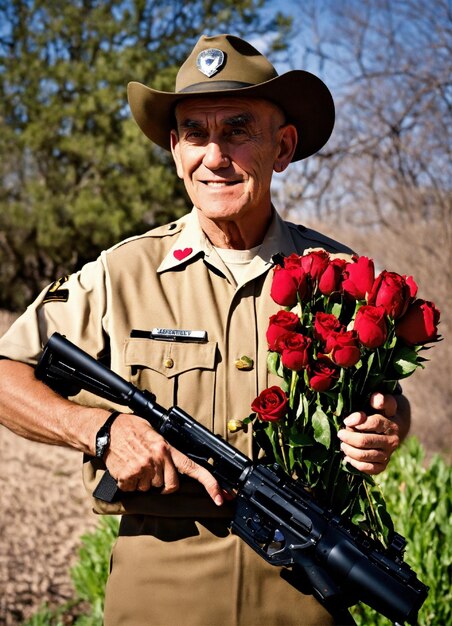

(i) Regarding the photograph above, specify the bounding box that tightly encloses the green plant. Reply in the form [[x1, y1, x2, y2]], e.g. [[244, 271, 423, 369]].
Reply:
[[351, 437, 452, 625], [23, 516, 119, 626], [69, 516, 120, 625], [23, 604, 66, 626]]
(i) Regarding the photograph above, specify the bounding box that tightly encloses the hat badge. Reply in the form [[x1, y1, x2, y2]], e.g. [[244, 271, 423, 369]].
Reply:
[[196, 48, 225, 78]]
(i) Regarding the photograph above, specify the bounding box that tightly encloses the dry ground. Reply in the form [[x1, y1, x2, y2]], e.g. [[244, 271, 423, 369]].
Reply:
[[0, 299, 450, 625], [0, 429, 97, 625]]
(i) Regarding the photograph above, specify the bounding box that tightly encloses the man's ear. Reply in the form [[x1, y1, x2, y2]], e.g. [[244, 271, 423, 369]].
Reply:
[[274, 124, 298, 173], [170, 130, 184, 179]]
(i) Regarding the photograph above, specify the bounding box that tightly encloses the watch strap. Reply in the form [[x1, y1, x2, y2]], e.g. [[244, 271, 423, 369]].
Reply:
[[95, 410, 121, 458]]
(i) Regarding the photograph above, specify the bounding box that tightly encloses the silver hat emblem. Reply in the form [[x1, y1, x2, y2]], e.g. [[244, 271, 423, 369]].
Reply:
[[196, 48, 225, 78]]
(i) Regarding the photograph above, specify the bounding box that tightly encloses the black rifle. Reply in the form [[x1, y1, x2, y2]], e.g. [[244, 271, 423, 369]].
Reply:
[[35, 332, 428, 626]]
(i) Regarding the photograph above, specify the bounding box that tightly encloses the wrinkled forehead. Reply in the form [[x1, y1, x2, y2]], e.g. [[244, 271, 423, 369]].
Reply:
[[173, 95, 286, 126]]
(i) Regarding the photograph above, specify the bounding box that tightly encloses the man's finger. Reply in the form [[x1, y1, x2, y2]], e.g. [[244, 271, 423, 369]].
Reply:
[[341, 413, 397, 435], [136, 465, 153, 492], [342, 411, 367, 428], [161, 459, 180, 494], [344, 456, 387, 475], [150, 461, 165, 489], [340, 439, 388, 462], [172, 449, 223, 505], [369, 392, 397, 418]]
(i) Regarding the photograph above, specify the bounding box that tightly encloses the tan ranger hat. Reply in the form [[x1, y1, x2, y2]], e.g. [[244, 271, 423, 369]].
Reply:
[[128, 34, 335, 162]]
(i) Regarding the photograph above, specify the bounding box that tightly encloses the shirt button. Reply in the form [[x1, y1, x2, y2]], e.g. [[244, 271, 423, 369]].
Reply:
[[227, 419, 244, 433], [164, 358, 174, 368]]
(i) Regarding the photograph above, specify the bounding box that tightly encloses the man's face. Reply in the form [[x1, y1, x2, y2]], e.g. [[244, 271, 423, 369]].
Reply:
[[170, 97, 295, 226]]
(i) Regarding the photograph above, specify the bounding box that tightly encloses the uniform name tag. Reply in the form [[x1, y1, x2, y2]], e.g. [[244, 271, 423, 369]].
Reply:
[[130, 328, 208, 343]]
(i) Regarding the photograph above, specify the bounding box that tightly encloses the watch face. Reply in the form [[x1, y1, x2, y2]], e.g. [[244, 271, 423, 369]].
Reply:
[[96, 434, 109, 457]]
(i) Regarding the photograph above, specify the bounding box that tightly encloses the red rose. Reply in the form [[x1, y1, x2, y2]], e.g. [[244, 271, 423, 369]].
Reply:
[[300, 250, 330, 281], [283, 253, 304, 271], [342, 256, 375, 300], [266, 311, 300, 351], [325, 329, 361, 367], [367, 271, 413, 319], [270, 258, 309, 307], [251, 386, 288, 422], [308, 356, 339, 392], [405, 275, 418, 298], [277, 332, 312, 371], [354, 305, 388, 348], [319, 258, 347, 295], [395, 299, 441, 345], [270, 265, 299, 307], [314, 312, 342, 343]]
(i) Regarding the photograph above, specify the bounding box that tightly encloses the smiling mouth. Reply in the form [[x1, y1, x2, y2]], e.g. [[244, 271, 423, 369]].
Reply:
[[202, 181, 241, 188]]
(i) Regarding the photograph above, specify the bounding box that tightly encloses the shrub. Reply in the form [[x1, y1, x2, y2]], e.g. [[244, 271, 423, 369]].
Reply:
[[351, 437, 451, 625]]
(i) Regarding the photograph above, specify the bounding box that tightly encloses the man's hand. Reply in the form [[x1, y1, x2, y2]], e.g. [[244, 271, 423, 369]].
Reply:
[[337, 392, 410, 475], [0, 361, 225, 505], [105, 413, 224, 505]]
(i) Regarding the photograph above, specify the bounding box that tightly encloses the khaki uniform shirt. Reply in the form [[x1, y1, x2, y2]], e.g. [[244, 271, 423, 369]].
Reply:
[[0, 208, 353, 625]]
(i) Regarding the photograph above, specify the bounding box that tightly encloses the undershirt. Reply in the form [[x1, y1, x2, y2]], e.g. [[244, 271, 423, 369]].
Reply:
[[213, 245, 262, 286]]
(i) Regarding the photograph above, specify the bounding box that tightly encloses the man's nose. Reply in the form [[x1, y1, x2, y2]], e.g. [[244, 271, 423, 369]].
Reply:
[[203, 141, 230, 169]]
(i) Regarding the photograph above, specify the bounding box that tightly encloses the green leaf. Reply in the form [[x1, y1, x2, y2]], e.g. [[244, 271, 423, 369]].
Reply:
[[393, 346, 420, 377], [289, 370, 299, 408], [277, 357, 286, 379], [289, 429, 313, 447], [366, 351, 376, 374], [352, 511, 367, 525], [296, 397, 305, 420], [331, 301, 342, 318], [264, 423, 285, 467], [242, 413, 256, 426], [267, 351, 280, 376], [387, 333, 398, 349], [312, 406, 331, 448], [302, 394, 310, 419], [336, 391, 344, 417]]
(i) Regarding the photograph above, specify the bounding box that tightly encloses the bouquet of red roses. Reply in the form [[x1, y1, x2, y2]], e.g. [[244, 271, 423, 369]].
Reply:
[[248, 251, 441, 544]]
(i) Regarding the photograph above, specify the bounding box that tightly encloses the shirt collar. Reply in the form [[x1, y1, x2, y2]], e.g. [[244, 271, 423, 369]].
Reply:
[[258, 208, 297, 261], [157, 207, 297, 275], [157, 208, 210, 274]]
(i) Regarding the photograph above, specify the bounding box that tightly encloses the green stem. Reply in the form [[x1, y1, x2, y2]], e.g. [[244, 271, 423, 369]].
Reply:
[[289, 370, 298, 409], [324, 449, 341, 508], [277, 423, 290, 475], [362, 478, 382, 542]]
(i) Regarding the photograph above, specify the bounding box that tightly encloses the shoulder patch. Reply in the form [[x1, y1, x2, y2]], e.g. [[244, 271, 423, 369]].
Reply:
[[43, 276, 70, 304]]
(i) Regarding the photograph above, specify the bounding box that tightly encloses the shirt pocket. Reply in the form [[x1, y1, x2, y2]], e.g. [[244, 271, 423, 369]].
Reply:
[[124, 338, 218, 430]]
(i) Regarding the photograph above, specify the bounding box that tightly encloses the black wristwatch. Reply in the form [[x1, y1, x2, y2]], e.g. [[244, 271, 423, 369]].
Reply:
[[95, 410, 121, 459]]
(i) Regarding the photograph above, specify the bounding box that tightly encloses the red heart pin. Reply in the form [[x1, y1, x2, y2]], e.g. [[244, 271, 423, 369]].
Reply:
[[173, 248, 193, 261]]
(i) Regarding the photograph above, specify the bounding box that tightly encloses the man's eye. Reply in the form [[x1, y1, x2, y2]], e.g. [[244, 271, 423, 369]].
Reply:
[[230, 128, 246, 136], [186, 131, 204, 139]]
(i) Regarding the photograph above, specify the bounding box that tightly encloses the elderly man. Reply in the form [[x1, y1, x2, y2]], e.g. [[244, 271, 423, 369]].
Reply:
[[0, 34, 408, 625]]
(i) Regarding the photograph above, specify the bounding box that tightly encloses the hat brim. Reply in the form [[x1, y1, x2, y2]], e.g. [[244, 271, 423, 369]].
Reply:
[[127, 70, 335, 162]]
